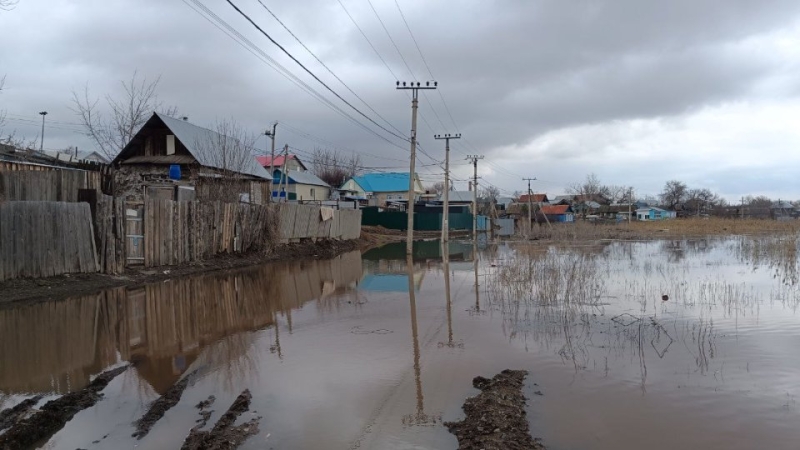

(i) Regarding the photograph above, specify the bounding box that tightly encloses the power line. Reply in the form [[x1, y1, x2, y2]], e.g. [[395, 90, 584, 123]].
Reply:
[[224, 0, 411, 145], [255, 0, 406, 138]]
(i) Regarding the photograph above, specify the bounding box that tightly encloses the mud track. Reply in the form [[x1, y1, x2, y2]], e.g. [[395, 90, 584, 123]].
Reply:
[[132, 369, 199, 439], [445, 369, 545, 450], [0, 365, 127, 450], [181, 389, 260, 450], [0, 396, 42, 433]]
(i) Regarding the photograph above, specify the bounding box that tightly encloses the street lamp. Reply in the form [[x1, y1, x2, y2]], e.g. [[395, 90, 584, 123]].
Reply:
[[38, 111, 48, 152]]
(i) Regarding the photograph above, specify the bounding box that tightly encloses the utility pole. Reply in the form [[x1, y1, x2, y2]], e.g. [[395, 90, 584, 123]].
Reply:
[[628, 187, 633, 224], [397, 81, 437, 255], [38, 111, 48, 152], [522, 177, 536, 238], [279, 144, 289, 202], [265, 123, 277, 202], [435, 133, 460, 244], [466, 155, 484, 242]]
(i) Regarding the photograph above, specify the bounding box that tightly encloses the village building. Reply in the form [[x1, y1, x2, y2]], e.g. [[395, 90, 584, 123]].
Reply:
[[341, 172, 424, 208], [540, 204, 575, 223], [636, 206, 677, 221], [110, 113, 271, 203], [518, 193, 549, 204], [256, 154, 308, 173], [271, 169, 331, 202]]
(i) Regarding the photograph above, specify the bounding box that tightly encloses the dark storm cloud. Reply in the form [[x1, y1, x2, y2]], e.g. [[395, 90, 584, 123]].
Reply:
[[1, 0, 799, 197]]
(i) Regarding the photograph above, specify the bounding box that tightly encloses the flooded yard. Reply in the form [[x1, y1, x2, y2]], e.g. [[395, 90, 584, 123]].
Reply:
[[1, 236, 800, 449]]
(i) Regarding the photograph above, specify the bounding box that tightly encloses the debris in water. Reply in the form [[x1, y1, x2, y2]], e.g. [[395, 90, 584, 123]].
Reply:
[[445, 369, 545, 450], [662, 294, 669, 301]]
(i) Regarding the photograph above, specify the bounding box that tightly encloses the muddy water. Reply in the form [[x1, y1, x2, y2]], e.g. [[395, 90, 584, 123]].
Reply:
[[1, 236, 800, 449]]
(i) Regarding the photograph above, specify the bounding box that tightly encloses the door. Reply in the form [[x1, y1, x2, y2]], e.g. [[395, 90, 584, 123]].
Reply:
[[125, 202, 145, 266]]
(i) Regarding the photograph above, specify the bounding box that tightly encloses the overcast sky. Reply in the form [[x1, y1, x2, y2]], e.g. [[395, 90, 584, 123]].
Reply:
[[2, 0, 799, 201]]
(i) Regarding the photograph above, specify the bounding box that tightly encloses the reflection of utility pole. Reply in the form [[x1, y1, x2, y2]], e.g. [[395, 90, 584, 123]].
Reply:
[[435, 133, 460, 243], [466, 155, 484, 242], [397, 81, 437, 255], [270, 311, 283, 360], [438, 245, 463, 349], [403, 254, 440, 426], [471, 241, 485, 315], [265, 122, 277, 202]]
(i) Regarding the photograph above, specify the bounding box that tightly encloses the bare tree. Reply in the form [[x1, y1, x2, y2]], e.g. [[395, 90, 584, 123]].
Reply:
[[659, 180, 687, 210], [193, 118, 259, 202], [685, 188, 720, 215], [310, 147, 361, 187], [567, 173, 611, 201], [429, 181, 446, 196], [606, 185, 633, 204], [72, 71, 177, 160]]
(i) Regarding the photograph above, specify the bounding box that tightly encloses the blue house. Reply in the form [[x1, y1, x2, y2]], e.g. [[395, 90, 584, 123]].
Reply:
[[341, 172, 425, 207], [272, 169, 330, 201], [636, 207, 676, 221]]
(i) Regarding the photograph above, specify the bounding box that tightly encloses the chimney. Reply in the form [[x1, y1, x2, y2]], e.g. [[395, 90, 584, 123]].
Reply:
[[182, 116, 189, 121]]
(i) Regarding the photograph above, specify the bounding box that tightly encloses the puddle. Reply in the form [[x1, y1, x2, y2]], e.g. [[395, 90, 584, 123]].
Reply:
[[1, 236, 799, 449]]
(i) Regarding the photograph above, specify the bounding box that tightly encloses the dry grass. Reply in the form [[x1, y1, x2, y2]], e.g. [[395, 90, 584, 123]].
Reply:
[[522, 218, 800, 242]]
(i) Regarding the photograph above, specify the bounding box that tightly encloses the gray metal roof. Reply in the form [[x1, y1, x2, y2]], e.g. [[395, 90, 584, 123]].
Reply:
[[436, 190, 473, 202], [279, 169, 330, 187], [142, 113, 269, 179]]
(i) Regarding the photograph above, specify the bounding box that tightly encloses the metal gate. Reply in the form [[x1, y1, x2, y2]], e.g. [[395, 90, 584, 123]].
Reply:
[[125, 202, 144, 266]]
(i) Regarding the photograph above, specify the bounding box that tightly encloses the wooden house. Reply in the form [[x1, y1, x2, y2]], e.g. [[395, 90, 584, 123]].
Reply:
[[110, 113, 271, 203]]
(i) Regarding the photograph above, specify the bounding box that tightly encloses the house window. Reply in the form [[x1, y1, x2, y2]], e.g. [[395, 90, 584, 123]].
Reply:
[[166, 135, 176, 155], [310, 188, 316, 199]]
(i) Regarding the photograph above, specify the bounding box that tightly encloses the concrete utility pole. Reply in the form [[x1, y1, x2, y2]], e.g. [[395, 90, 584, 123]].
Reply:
[[397, 81, 437, 255], [435, 133, 460, 244], [628, 187, 633, 224], [466, 155, 484, 242], [38, 111, 48, 152], [265, 123, 277, 202], [279, 144, 289, 202], [523, 177, 536, 238]]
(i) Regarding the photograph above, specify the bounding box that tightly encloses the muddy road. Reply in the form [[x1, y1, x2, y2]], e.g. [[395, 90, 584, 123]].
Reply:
[[1, 236, 800, 449]]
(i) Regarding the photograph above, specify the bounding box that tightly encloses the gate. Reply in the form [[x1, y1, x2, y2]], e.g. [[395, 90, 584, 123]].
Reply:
[[125, 202, 144, 266]]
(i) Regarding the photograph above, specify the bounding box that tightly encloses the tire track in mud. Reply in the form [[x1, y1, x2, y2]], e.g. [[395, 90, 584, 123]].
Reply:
[[0, 365, 128, 450], [181, 389, 260, 450], [132, 369, 200, 439], [0, 396, 43, 432]]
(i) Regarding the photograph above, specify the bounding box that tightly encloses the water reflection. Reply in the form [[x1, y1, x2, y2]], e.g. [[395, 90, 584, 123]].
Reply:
[[0, 251, 363, 396]]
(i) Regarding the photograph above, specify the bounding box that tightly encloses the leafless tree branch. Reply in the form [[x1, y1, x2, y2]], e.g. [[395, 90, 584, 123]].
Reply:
[[0, 0, 19, 11], [310, 147, 361, 187], [71, 71, 176, 160]]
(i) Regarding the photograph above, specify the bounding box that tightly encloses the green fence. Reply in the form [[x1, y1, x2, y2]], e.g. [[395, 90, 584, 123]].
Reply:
[[361, 207, 473, 231]]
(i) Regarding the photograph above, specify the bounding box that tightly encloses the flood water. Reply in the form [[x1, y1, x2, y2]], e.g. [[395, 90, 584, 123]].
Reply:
[[1, 236, 800, 449]]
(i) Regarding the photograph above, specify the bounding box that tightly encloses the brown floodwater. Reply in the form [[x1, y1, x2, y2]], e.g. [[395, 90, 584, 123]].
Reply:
[[1, 236, 799, 449]]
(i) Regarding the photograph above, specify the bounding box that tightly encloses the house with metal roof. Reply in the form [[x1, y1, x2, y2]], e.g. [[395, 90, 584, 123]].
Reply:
[[636, 207, 676, 221], [518, 193, 549, 204], [111, 113, 271, 203], [540, 204, 575, 223], [341, 172, 424, 207], [272, 168, 331, 201], [256, 154, 307, 172]]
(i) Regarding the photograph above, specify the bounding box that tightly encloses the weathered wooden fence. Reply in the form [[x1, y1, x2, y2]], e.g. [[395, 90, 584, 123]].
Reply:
[[0, 201, 99, 281], [0, 165, 103, 202], [277, 204, 362, 243]]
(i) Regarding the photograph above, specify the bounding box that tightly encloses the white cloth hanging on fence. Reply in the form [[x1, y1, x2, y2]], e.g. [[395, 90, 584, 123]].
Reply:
[[320, 206, 335, 222]]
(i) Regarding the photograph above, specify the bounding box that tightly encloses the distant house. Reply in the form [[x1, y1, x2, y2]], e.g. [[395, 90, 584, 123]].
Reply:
[[636, 207, 676, 221], [341, 172, 424, 207], [272, 169, 330, 201], [540, 204, 575, 223], [112, 113, 271, 203], [44, 149, 110, 164], [518, 193, 549, 204], [549, 195, 574, 205], [256, 154, 307, 172], [496, 196, 515, 211]]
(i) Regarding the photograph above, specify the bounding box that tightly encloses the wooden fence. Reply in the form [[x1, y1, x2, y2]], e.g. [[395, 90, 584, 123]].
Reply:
[[141, 199, 277, 267], [0, 201, 99, 281], [277, 203, 362, 243], [0, 164, 104, 202]]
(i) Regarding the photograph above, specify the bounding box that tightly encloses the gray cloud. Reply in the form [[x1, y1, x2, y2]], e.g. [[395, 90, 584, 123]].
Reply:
[[1, 0, 799, 198]]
